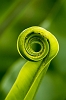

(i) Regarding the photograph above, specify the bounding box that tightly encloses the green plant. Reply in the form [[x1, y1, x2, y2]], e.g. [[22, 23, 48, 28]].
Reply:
[[5, 26, 59, 100]]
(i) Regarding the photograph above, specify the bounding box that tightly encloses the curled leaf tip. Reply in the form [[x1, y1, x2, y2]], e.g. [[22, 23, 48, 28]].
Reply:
[[17, 26, 59, 61], [5, 26, 59, 100]]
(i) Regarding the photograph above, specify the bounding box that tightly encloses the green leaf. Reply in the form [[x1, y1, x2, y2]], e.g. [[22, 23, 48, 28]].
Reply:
[[0, 0, 56, 74], [5, 26, 59, 100]]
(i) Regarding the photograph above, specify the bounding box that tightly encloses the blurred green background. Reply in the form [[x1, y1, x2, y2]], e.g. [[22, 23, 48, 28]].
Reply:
[[0, 0, 66, 100]]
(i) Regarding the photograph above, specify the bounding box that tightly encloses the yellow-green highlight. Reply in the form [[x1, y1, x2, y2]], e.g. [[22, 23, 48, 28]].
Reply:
[[5, 26, 59, 100]]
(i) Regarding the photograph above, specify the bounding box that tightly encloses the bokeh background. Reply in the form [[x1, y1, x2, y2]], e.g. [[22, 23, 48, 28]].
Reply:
[[0, 0, 66, 100]]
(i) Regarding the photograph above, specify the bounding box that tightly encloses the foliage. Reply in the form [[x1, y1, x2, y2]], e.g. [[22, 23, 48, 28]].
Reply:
[[0, 0, 66, 100]]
